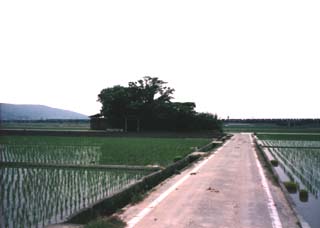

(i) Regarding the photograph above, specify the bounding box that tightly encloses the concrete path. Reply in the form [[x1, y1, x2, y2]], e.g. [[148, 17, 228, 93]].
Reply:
[[119, 133, 299, 228]]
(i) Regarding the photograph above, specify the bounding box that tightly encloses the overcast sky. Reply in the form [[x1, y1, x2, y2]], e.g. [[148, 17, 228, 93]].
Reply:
[[1, 0, 319, 118]]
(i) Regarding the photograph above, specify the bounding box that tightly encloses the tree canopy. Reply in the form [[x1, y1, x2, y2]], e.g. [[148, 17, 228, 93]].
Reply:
[[97, 76, 222, 132]]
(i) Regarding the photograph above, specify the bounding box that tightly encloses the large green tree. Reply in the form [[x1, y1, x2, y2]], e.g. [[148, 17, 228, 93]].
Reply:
[[128, 76, 174, 104], [97, 76, 222, 132], [97, 85, 131, 128], [98, 76, 175, 129]]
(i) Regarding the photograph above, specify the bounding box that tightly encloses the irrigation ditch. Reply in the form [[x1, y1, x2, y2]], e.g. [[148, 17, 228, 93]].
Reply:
[[253, 135, 311, 228]]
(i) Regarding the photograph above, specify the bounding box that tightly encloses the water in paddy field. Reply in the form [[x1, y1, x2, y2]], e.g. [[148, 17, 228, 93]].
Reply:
[[0, 144, 102, 165], [261, 140, 320, 228], [0, 144, 151, 228], [0, 167, 148, 228]]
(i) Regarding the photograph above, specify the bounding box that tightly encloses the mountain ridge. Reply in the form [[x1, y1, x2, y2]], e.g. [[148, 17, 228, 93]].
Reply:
[[0, 103, 88, 120]]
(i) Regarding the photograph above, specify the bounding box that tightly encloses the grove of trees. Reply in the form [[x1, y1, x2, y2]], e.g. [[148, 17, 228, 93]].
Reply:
[[98, 76, 222, 132]]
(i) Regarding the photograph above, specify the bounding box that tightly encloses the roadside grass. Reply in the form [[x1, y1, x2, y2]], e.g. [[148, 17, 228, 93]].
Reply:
[[0, 136, 210, 166], [130, 192, 146, 205], [84, 217, 126, 228], [254, 143, 279, 186]]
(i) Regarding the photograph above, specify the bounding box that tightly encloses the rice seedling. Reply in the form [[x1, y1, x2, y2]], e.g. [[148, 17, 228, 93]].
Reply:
[[257, 133, 320, 227], [283, 181, 298, 193], [0, 167, 149, 228], [270, 159, 279, 167], [0, 135, 211, 227], [299, 189, 309, 202], [0, 136, 210, 166]]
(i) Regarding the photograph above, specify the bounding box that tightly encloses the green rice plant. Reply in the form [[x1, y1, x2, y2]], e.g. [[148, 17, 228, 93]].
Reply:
[[1, 167, 148, 228], [173, 155, 183, 162], [299, 189, 308, 202], [99, 137, 209, 166], [0, 136, 210, 166], [267, 146, 320, 196], [0, 135, 211, 227], [283, 181, 298, 193], [130, 192, 145, 205], [270, 159, 279, 167], [257, 133, 320, 141]]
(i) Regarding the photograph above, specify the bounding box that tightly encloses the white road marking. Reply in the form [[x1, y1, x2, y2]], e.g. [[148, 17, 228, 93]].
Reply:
[[250, 134, 283, 228], [126, 140, 231, 228]]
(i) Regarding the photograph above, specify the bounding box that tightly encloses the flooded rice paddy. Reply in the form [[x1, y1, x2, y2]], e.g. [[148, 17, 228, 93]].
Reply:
[[0, 167, 147, 228], [0, 144, 101, 165], [260, 138, 320, 228], [0, 136, 209, 228], [0, 141, 154, 228]]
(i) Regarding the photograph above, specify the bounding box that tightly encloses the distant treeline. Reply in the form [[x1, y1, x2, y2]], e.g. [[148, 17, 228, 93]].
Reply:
[[224, 119, 320, 127]]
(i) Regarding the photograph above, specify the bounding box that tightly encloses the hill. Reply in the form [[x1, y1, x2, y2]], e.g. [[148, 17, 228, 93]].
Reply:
[[0, 103, 88, 120]]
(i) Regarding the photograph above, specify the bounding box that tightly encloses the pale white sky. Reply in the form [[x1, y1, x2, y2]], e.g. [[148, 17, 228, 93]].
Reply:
[[1, 0, 319, 118]]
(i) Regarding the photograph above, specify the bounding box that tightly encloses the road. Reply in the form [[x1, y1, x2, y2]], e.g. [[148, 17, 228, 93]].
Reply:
[[119, 133, 299, 228]]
